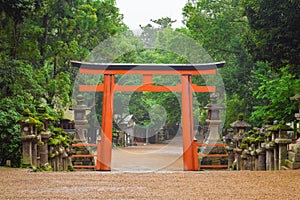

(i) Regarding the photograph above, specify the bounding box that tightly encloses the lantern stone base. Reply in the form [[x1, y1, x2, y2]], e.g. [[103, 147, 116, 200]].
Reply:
[[288, 151, 300, 162], [199, 146, 228, 169], [284, 143, 300, 169], [71, 146, 95, 171], [285, 159, 300, 169], [20, 135, 36, 167]]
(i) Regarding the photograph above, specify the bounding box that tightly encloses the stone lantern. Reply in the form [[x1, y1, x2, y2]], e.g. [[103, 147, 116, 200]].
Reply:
[[72, 94, 94, 169], [230, 114, 250, 170], [73, 94, 89, 143], [268, 121, 292, 170], [286, 94, 300, 169], [18, 109, 41, 167], [230, 114, 251, 135], [291, 94, 300, 142], [224, 129, 235, 169], [201, 94, 226, 168], [291, 94, 300, 122], [203, 93, 225, 144], [36, 106, 52, 166]]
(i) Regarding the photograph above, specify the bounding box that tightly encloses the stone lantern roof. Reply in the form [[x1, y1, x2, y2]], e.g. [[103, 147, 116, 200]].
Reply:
[[230, 114, 251, 129], [203, 93, 225, 111], [230, 120, 251, 128], [73, 94, 89, 110], [267, 121, 293, 132]]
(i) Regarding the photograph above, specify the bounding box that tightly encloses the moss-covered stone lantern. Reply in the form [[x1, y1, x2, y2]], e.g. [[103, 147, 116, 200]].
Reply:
[[291, 94, 300, 121], [230, 114, 251, 135], [268, 121, 292, 170], [36, 106, 54, 166], [18, 109, 43, 167]]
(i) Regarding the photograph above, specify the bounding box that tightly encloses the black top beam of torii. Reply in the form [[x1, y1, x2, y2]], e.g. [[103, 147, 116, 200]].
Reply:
[[71, 61, 225, 75]]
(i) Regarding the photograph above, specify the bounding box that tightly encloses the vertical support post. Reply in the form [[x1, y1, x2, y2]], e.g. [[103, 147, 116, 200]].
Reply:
[[97, 74, 114, 171], [146, 127, 149, 144], [96, 139, 101, 170], [181, 75, 196, 171], [32, 142, 38, 166], [193, 139, 199, 170], [96, 88, 107, 170]]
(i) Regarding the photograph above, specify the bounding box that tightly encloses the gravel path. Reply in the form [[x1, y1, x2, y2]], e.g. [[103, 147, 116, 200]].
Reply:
[[111, 143, 183, 171], [1, 168, 300, 199], [1, 143, 300, 199]]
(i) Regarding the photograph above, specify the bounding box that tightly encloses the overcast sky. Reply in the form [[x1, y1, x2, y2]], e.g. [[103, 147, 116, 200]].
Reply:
[[115, 0, 187, 30]]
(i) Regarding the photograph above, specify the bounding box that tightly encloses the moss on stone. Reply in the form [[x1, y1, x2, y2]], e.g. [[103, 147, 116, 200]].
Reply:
[[268, 123, 293, 131], [240, 143, 247, 149]]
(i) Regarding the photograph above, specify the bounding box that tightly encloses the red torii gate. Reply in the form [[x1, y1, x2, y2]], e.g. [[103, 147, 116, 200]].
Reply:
[[71, 61, 225, 171]]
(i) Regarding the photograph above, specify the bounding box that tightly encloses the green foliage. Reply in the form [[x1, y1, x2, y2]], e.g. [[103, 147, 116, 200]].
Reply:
[[250, 62, 300, 125], [49, 128, 72, 148], [0, 59, 43, 167], [0, 0, 124, 167], [264, 132, 272, 138], [242, 0, 300, 75], [67, 164, 74, 172], [240, 143, 247, 149], [0, 98, 23, 167], [242, 136, 256, 144], [128, 92, 181, 127], [151, 17, 177, 29], [183, 0, 255, 128], [255, 136, 264, 143], [267, 122, 293, 132], [225, 94, 247, 128], [33, 164, 52, 172], [18, 115, 44, 131]]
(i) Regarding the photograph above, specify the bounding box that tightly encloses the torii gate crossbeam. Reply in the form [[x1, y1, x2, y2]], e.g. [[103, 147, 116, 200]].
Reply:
[[71, 61, 225, 171]]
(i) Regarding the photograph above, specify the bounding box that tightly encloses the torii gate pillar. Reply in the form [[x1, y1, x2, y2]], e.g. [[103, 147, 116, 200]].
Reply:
[[181, 75, 198, 170], [97, 74, 114, 171]]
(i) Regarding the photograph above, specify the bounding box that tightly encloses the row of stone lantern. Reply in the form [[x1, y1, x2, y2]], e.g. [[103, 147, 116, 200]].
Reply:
[[285, 94, 300, 169], [19, 108, 49, 167], [225, 110, 299, 170], [195, 92, 300, 171], [18, 107, 72, 171]]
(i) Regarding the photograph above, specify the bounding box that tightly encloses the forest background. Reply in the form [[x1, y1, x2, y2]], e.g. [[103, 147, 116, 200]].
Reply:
[[0, 0, 299, 167]]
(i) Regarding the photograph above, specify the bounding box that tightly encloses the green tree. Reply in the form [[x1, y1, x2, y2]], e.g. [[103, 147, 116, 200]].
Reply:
[[183, 0, 254, 128], [242, 0, 300, 75], [250, 62, 300, 125], [0, 59, 43, 166], [151, 17, 177, 29], [0, 0, 126, 166], [0, 0, 40, 58]]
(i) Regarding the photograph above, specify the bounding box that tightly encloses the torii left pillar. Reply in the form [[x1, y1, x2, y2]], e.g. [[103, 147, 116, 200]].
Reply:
[[182, 74, 198, 171], [96, 74, 114, 171]]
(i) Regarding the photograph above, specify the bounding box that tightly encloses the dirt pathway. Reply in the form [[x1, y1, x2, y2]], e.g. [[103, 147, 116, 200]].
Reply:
[[1, 168, 300, 199], [1, 142, 300, 199], [111, 141, 183, 171]]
